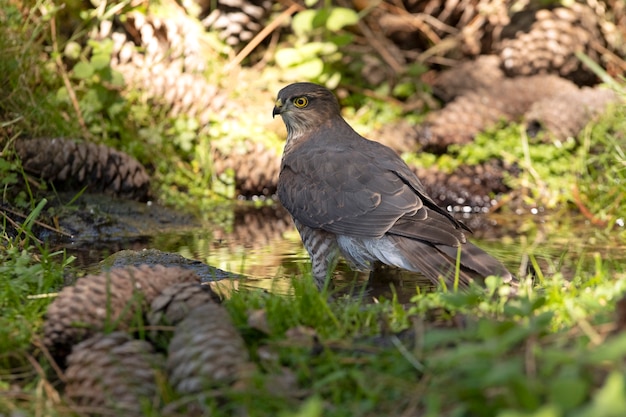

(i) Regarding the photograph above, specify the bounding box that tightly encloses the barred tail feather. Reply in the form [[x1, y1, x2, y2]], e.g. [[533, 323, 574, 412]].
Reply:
[[390, 236, 513, 288]]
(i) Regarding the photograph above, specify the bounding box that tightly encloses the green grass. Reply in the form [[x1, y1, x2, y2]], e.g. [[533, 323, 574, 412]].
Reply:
[[1, 214, 625, 417]]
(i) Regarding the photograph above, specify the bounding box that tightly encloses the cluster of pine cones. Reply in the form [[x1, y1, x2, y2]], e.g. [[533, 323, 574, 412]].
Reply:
[[87, 0, 622, 201], [43, 265, 250, 415], [16, 0, 623, 205]]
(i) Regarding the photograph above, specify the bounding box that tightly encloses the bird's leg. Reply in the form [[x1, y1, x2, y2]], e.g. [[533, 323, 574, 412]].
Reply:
[[294, 220, 339, 290]]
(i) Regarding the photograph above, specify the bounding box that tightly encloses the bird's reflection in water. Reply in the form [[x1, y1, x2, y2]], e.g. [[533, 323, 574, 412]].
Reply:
[[330, 262, 436, 305]]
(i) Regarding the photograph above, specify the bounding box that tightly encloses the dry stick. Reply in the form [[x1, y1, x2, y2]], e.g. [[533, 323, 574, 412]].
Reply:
[[225, 3, 302, 72], [25, 351, 63, 405], [379, 1, 459, 40], [0, 213, 44, 245], [32, 338, 67, 384], [572, 183, 608, 227], [590, 39, 626, 74], [49, 16, 90, 140], [2, 206, 73, 238], [358, 20, 405, 74]]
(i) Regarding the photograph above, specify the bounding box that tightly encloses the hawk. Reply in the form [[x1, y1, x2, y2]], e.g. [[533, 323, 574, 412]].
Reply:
[[273, 82, 514, 290]]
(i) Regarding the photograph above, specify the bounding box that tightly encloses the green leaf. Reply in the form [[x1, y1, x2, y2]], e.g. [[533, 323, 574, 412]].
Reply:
[[392, 82, 416, 99], [280, 396, 323, 417], [497, 404, 561, 417], [72, 61, 94, 79], [548, 377, 587, 411], [573, 372, 626, 417], [329, 33, 354, 47], [55, 87, 70, 103], [326, 7, 359, 31], [292, 9, 317, 37], [585, 332, 626, 364], [275, 48, 303, 68], [299, 41, 337, 57], [324, 71, 341, 89], [109, 69, 125, 88], [90, 53, 111, 71], [292, 58, 324, 79]]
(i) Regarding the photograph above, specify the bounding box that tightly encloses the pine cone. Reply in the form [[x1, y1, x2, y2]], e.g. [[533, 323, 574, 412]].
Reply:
[[430, 55, 505, 102], [418, 89, 509, 153], [43, 265, 200, 359], [524, 86, 619, 142], [167, 303, 251, 394], [97, 11, 231, 126], [374, 0, 510, 57], [414, 160, 514, 209], [104, 10, 212, 75], [211, 204, 292, 250], [148, 282, 221, 328], [418, 74, 578, 153], [15, 138, 151, 201], [200, 0, 273, 48], [64, 332, 162, 415], [497, 4, 605, 85], [212, 139, 281, 197], [370, 120, 420, 154]]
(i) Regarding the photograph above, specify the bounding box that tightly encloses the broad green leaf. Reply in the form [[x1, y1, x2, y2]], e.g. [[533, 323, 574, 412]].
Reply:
[[275, 48, 303, 68], [324, 71, 341, 89], [292, 58, 324, 79], [110, 69, 125, 88], [497, 404, 561, 417], [326, 7, 359, 31], [392, 82, 416, 99], [573, 372, 626, 417], [299, 41, 337, 57], [72, 61, 94, 79], [292, 10, 317, 37], [584, 332, 626, 363], [56, 86, 69, 102], [280, 396, 323, 417], [90, 53, 111, 71], [548, 377, 587, 411], [329, 33, 354, 47]]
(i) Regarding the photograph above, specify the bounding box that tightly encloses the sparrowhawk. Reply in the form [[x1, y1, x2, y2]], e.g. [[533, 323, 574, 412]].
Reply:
[[273, 82, 514, 290]]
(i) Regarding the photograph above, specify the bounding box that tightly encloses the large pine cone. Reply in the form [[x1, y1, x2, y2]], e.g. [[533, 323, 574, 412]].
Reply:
[[497, 3, 606, 85], [211, 204, 292, 250], [167, 303, 251, 394], [212, 139, 281, 197], [15, 137, 151, 201], [44, 265, 200, 359], [418, 74, 578, 153], [414, 159, 515, 209], [524, 86, 619, 142], [64, 332, 162, 415], [429, 55, 505, 102], [100, 12, 230, 126], [370, 120, 421, 154], [148, 282, 221, 328], [104, 9, 213, 75], [199, 0, 274, 48]]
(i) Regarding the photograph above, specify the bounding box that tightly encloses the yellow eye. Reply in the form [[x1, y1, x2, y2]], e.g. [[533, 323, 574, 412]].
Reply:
[[293, 96, 308, 108]]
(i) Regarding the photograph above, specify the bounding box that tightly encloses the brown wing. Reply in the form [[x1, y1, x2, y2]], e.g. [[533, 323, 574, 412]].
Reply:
[[278, 124, 467, 244]]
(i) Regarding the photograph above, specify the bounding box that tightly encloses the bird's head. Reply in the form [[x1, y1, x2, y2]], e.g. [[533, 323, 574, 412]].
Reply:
[[273, 82, 342, 139]]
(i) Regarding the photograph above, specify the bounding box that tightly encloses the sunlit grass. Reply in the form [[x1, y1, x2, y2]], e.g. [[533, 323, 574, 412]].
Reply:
[[1, 198, 626, 416]]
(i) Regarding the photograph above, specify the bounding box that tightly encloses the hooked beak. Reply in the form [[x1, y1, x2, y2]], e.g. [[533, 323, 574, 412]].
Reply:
[[272, 98, 283, 118]]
